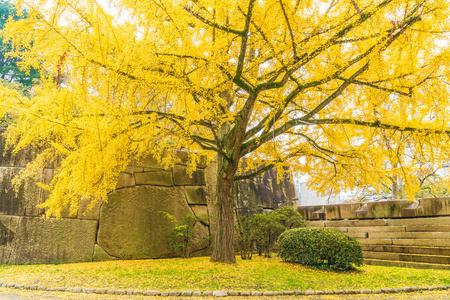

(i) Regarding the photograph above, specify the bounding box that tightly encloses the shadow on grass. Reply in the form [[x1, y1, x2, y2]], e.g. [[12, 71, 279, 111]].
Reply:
[[281, 260, 366, 274]]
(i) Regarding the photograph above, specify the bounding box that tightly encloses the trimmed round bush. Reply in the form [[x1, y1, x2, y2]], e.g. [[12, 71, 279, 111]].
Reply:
[[277, 227, 364, 270]]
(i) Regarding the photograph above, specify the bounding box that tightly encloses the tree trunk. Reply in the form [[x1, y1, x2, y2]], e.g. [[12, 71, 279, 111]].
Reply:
[[210, 156, 237, 264]]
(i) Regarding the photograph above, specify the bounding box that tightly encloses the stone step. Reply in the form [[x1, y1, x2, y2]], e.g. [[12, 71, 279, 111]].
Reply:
[[406, 225, 450, 232], [387, 216, 450, 227], [359, 238, 393, 245], [347, 232, 368, 239], [364, 251, 450, 265], [328, 227, 348, 233], [313, 216, 450, 228], [392, 239, 450, 247], [359, 238, 450, 247], [364, 258, 450, 270], [348, 226, 406, 233], [346, 225, 450, 233], [362, 245, 450, 256], [369, 232, 450, 239]]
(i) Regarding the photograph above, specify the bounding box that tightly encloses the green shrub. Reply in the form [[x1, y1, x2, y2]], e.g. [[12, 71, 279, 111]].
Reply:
[[271, 206, 307, 229], [235, 206, 306, 259], [277, 227, 364, 270], [160, 212, 206, 258], [248, 212, 285, 258]]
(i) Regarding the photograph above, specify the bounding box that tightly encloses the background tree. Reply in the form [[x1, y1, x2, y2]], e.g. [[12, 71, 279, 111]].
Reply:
[[235, 206, 305, 259], [0, 0, 449, 264], [0, 0, 39, 88]]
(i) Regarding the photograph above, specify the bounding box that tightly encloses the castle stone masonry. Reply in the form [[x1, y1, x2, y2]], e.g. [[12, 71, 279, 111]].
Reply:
[[299, 198, 450, 269], [0, 130, 298, 264]]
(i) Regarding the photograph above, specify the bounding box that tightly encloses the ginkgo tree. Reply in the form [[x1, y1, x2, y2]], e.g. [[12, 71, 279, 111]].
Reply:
[[0, 0, 450, 263]]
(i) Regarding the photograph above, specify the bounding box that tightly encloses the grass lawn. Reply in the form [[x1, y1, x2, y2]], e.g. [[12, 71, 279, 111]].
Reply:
[[0, 256, 449, 291]]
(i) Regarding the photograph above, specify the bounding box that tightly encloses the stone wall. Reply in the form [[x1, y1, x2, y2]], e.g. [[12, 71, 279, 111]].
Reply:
[[0, 146, 212, 264], [234, 166, 298, 215], [0, 130, 298, 264], [300, 199, 450, 269], [298, 198, 450, 220]]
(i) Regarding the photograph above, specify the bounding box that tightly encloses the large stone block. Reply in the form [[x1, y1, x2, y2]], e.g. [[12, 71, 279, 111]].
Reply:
[[187, 222, 210, 255], [417, 198, 450, 216], [0, 215, 20, 264], [232, 167, 298, 215], [357, 200, 404, 219], [132, 154, 161, 169], [299, 198, 450, 221], [173, 151, 208, 169], [184, 186, 207, 205], [41, 168, 55, 203], [173, 166, 205, 186], [77, 198, 103, 220], [0, 167, 43, 217], [135, 170, 173, 186], [123, 165, 144, 173], [93, 244, 117, 262], [190, 205, 209, 222], [270, 177, 287, 208], [0, 132, 36, 168], [235, 180, 266, 214], [324, 203, 361, 220], [8, 217, 97, 264], [115, 173, 136, 189], [98, 186, 209, 259], [298, 205, 325, 220], [258, 183, 274, 209]]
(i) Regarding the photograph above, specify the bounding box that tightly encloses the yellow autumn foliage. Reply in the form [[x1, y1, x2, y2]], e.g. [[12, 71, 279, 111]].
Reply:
[[0, 0, 448, 222]]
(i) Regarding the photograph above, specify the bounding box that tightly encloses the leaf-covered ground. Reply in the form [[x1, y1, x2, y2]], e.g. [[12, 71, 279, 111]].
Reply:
[[0, 256, 449, 292]]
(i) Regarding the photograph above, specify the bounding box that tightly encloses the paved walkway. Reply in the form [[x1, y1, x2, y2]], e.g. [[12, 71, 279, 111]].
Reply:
[[1, 288, 449, 299]]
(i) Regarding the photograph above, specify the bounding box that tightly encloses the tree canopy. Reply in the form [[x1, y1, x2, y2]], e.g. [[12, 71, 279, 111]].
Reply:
[[0, 0, 449, 263]]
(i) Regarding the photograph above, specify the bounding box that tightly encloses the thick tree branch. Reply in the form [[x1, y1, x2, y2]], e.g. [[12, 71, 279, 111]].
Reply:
[[311, 118, 450, 135], [301, 62, 369, 120], [234, 0, 257, 80], [183, 6, 244, 36], [233, 163, 275, 181], [290, 132, 359, 159], [279, 0, 297, 58], [245, 7, 421, 143], [338, 77, 412, 96]]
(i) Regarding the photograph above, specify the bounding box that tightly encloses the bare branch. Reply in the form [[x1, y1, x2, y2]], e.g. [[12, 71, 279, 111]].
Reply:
[[234, 163, 274, 181], [301, 62, 369, 120], [235, 0, 257, 80], [279, 0, 297, 58], [183, 6, 244, 36], [311, 118, 450, 135], [351, 0, 363, 16], [338, 77, 412, 97]]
